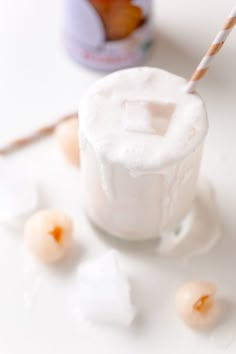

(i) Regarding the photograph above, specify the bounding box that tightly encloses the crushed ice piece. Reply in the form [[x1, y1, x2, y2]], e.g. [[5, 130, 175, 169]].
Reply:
[[122, 99, 175, 136], [74, 250, 136, 326], [0, 159, 39, 229]]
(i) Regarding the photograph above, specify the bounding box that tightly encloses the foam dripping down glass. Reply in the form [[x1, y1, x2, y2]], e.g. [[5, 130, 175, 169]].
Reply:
[[79, 67, 208, 241]]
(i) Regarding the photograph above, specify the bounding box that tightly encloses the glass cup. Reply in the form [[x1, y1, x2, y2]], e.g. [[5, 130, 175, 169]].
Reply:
[[79, 67, 208, 241]]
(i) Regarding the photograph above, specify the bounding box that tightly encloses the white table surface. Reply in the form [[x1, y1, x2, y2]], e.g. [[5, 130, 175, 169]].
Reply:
[[0, 0, 236, 353]]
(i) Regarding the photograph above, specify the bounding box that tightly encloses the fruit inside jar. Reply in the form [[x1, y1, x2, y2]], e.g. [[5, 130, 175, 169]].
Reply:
[[63, 0, 153, 72]]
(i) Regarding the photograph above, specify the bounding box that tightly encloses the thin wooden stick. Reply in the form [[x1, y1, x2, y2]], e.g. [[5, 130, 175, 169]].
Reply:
[[0, 112, 78, 156]]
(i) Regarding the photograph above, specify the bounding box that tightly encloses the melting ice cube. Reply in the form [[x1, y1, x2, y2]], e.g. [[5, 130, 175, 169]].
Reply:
[[122, 99, 175, 136]]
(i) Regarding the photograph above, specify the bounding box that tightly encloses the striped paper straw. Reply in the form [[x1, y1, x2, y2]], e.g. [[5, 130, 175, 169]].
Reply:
[[0, 112, 77, 156], [186, 4, 236, 93]]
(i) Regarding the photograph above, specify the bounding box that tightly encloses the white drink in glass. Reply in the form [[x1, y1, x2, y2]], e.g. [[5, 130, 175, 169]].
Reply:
[[79, 67, 208, 241]]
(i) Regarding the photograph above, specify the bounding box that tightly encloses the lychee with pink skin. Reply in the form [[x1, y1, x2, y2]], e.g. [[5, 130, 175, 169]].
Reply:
[[55, 117, 79, 166], [176, 281, 219, 330], [24, 209, 73, 263]]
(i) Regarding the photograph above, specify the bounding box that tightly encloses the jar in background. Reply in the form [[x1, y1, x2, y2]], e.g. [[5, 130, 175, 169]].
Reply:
[[64, 0, 153, 72]]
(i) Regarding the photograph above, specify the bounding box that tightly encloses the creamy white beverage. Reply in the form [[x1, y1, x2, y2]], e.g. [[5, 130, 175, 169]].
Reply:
[[79, 67, 208, 240]]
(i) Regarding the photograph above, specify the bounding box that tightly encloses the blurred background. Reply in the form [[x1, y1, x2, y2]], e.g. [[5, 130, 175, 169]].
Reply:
[[0, 0, 235, 144]]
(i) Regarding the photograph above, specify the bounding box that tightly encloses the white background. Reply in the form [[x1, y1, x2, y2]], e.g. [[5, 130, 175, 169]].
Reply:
[[0, 0, 236, 353]]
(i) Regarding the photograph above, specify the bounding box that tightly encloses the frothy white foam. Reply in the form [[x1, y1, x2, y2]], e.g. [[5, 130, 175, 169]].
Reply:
[[80, 67, 208, 174], [157, 181, 221, 258]]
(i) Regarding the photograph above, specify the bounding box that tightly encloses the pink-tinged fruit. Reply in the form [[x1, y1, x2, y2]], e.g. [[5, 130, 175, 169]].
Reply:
[[24, 209, 73, 263], [176, 281, 219, 330], [55, 117, 79, 166]]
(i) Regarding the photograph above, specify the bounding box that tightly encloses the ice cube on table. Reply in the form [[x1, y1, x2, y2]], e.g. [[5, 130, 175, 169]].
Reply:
[[75, 250, 136, 327]]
